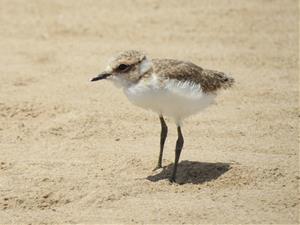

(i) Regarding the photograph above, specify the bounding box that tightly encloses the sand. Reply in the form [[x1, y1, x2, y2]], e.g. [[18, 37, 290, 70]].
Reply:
[[0, 0, 299, 224]]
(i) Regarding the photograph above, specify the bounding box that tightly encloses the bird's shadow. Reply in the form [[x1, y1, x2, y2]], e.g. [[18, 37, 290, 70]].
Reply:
[[147, 160, 231, 185]]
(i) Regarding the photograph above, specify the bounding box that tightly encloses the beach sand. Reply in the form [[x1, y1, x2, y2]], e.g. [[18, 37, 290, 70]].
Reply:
[[0, 0, 299, 223]]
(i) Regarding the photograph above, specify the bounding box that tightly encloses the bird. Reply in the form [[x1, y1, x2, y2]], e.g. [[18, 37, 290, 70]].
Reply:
[[91, 50, 234, 183]]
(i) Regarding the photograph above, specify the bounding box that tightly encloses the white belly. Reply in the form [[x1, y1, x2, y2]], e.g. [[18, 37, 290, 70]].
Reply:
[[124, 75, 215, 124]]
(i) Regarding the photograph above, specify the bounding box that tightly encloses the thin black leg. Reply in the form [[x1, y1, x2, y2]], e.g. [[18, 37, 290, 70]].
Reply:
[[170, 126, 184, 182], [154, 116, 168, 170]]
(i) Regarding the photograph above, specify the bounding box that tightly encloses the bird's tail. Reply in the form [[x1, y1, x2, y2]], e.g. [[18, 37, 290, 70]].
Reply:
[[222, 72, 235, 89], [213, 70, 235, 90]]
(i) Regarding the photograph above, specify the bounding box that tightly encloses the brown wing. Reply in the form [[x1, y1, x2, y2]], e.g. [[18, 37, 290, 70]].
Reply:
[[152, 59, 234, 93]]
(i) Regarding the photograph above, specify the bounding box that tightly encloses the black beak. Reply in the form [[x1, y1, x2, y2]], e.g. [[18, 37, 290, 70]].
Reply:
[[90, 72, 111, 82]]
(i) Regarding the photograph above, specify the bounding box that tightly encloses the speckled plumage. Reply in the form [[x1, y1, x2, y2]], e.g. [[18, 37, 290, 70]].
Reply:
[[109, 50, 146, 71], [105, 50, 234, 93], [151, 59, 234, 93]]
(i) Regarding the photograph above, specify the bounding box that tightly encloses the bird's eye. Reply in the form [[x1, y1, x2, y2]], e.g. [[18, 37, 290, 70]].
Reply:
[[117, 64, 130, 71]]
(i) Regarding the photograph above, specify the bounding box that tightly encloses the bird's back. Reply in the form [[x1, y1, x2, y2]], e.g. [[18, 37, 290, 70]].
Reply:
[[152, 58, 234, 93]]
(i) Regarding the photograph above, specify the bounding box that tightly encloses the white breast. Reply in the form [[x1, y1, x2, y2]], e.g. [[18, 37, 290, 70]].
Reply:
[[124, 75, 215, 124]]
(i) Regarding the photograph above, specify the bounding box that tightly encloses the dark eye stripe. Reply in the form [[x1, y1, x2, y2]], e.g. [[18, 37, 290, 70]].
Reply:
[[117, 64, 130, 71]]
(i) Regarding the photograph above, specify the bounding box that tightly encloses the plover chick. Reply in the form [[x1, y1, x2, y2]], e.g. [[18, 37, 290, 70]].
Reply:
[[91, 50, 234, 182]]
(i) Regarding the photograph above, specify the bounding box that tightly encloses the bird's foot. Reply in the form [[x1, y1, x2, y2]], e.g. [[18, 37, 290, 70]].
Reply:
[[168, 177, 176, 184], [152, 165, 162, 171]]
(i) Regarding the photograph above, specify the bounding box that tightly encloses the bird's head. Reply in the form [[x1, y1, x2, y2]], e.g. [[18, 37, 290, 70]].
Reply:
[[91, 50, 153, 87]]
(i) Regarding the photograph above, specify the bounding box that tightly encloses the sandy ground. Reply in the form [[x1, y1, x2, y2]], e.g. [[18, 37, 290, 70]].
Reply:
[[0, 0, 299, 224]]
